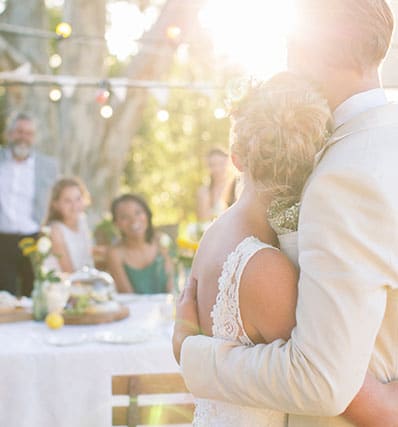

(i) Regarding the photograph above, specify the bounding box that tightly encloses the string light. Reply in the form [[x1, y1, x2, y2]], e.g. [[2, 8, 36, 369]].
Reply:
[[95, 88, 110, 105], [157, 109, 169, 122], [45, 0, 65, 7], [49, 53, 62, 69], [55, 22, 72, 39], [100, 104, 113, 119], [49, 87, 62, 102], [0, 73, 223, 91], [166, 25, 181, 41], [214, 107, 226, 119], [176, 43, 190, 64], [0, 0, 7, 15]]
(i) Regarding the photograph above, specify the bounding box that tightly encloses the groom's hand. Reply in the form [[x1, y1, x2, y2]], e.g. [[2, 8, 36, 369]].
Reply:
[[172, 275, 200, 364]]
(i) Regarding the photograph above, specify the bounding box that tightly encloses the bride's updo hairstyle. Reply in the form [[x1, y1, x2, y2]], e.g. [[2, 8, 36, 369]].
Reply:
[[229, 72, 332, 205]]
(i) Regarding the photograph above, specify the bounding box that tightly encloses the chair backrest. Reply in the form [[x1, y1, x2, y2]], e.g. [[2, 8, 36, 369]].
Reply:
[[112, 372, 194, 426]]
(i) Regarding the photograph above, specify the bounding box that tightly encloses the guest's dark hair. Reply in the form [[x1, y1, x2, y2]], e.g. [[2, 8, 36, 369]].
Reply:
[[111, 194, 154, 243]]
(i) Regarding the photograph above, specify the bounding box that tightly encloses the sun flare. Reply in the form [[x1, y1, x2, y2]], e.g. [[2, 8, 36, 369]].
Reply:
[[199, 0, 296, 78]]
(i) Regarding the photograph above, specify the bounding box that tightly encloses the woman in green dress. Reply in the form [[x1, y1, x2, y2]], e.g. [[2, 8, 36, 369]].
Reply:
[[107, 194, 173, 294]]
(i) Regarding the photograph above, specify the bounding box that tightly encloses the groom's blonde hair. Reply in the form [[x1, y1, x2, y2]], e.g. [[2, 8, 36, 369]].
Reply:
[[292, 0, 394, 72], [229, 72, 332, 204]]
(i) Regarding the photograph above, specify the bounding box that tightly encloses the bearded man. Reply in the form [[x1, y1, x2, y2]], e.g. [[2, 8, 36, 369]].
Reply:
[[0, 112, 58, 296]]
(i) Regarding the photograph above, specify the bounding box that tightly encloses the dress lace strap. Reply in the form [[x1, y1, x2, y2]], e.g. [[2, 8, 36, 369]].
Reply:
[[210, 236, 278, 345]]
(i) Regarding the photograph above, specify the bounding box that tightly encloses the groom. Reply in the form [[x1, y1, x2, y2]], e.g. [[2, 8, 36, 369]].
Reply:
[[173, 0, 398, 425]]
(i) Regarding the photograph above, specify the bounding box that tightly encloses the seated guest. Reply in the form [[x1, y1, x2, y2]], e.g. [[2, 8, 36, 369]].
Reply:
[[45, 177, 94, 273], [107, 194, 173, 294]]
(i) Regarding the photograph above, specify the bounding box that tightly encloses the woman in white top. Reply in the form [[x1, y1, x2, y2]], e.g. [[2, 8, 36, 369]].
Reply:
[[45, 177, 93, 273]]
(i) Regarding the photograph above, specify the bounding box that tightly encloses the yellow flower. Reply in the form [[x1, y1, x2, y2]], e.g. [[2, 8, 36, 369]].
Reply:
[[22, 244, 38, 256], [176, 237, 199, 252], [18, 237, 35, 249]]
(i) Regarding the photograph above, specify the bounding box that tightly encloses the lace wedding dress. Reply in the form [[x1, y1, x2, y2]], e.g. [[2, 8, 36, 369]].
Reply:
[[193, 236, 288, 427]]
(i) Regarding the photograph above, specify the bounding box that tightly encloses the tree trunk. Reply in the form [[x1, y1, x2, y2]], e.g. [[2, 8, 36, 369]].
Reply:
[[0, 0, 205, 224], [0, 0, 56, 149]]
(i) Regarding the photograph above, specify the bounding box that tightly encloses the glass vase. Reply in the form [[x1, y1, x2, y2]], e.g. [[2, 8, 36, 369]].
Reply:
[[31, 280, 48, 321]]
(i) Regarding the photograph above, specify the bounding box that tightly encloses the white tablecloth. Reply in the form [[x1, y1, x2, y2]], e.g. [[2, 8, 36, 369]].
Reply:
[[0, 294, 180, 427]]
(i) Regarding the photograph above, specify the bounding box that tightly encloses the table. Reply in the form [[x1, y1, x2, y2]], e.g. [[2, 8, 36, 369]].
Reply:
[[0, 294, 180, 427]]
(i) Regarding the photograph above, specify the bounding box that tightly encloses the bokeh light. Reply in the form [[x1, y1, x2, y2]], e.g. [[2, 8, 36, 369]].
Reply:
[[100, 105, 113, 119], [199, 0, 295, 78], [214, 108, 227, 119], [166, 25, 181, 41], [49, 88, 62, 102], [55, 22, 72, 39], [157, 109, 169, 122], [106, 2, 144, 60], [0, 0, 7, 15], [49, 53, 62, 69]]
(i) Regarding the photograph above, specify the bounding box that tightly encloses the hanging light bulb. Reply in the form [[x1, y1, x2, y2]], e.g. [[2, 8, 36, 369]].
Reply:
[[214, 108, 227, 119], [176, 43, 190, 64], [49, 87, 62, 102], [157, 109, 169, 122], [49, 53, 62, 69], [95, 89, 110, 105], [100, 105, 113, 119], [0, 0, 7, 15], [55, 22, 72, 39], [166, 25, 181, 41]]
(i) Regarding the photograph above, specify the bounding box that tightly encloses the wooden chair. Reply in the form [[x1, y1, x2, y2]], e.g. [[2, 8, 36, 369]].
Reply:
[[112, 372, 195, 426]]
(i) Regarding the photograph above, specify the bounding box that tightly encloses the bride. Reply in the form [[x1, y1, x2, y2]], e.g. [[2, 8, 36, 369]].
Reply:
[[190, 71, 331, 426]]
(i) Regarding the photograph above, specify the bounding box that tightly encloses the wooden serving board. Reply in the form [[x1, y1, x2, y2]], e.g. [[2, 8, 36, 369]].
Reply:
[[0, 307, 33, 323], [63, 304, 129, 325]]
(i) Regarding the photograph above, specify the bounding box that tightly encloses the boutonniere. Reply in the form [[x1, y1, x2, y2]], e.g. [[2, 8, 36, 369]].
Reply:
[[267, 200, 300, 235]]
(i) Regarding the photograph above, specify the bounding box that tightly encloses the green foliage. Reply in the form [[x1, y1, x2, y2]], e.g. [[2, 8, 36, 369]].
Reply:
[[93, 216, 119, 245], [123, 61, 231, 225], [64, 294, 90, 315]]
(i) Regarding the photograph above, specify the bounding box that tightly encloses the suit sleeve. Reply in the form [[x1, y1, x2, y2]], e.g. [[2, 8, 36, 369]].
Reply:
[[180, 169, 395, 416]]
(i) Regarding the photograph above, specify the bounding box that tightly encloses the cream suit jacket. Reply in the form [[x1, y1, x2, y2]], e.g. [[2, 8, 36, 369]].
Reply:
[[180, 103, 398, 426]]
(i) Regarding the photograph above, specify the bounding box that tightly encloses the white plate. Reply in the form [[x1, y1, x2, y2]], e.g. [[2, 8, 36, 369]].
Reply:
[[114, 293, 172, 304], [94, 330, 154, 344], [45, 334, 90, 347]]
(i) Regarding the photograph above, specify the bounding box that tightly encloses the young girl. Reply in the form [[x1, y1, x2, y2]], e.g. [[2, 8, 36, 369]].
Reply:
[[188, 72, 398, 426], [107, 194, 173, 294], [46, 177, 94, 273]]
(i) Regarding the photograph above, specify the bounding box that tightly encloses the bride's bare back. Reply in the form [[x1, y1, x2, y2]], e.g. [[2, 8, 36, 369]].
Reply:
[[191, 193, 298, 345]]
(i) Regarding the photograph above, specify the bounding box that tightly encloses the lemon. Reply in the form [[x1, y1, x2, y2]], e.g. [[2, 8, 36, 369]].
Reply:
[[45, 312, 64, 329]]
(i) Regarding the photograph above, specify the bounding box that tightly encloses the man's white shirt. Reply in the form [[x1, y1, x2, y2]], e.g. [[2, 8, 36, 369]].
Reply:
[[0, 149, 38, 234]]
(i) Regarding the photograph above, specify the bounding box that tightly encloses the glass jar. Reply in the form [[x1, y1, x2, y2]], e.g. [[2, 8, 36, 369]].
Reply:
[[31, 280, 48, 321]]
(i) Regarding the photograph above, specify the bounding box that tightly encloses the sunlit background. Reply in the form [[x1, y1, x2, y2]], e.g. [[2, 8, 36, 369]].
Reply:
[[1, 0, 397, 226], [105, 0, 294, 77], [198, 0, 295, 78]]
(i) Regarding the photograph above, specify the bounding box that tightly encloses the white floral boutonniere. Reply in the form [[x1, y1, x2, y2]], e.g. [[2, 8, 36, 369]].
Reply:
[[267, 200, 300, 235]]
